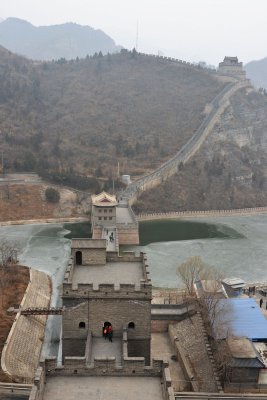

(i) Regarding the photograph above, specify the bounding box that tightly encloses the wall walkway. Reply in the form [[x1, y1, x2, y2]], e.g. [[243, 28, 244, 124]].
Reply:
[[137, 207, 267, 221], [1, 269, 51, 384], [122, 80, 251, 204]]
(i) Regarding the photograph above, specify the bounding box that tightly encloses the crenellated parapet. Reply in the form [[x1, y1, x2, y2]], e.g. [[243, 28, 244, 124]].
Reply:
[[62, 281, 152, 299]]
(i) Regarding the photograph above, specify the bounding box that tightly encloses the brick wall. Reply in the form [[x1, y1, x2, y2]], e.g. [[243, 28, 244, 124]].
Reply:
[[117, 226, 139, 245], [62, 296, 151, 360], [72, 248, 106, 265]]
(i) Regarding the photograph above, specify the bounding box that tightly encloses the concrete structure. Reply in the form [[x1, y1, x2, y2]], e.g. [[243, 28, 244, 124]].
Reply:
[[62, 239, 152, 364], [218, 57, 246, 80], [122, 174, 131, 185]]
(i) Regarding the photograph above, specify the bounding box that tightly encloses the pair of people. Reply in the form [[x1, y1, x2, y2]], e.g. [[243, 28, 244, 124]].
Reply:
[[104, 325, 113, 342]]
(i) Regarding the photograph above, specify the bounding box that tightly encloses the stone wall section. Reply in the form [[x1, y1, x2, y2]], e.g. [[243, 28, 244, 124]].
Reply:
[[1, 269, 51, 384], [71, 247, 106, 265], [122, 80, 251, 205], [117, 225, 139, 245], [138, 206, 267, 221]]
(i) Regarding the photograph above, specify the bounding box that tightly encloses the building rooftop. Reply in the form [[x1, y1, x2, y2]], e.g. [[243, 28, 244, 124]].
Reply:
[[228, 337, 265, 368], [228, 336, 258, 358], [222, 277, 246, 289], [72, 261, 144, 287], [213, 298, 267, 341], [71, 239, 106, 249], [92, 191, 117, 207]]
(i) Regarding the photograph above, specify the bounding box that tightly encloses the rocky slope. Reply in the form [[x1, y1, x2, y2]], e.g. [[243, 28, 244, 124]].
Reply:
[[0, 183, 90, 221], [134, 88, 267, 212]]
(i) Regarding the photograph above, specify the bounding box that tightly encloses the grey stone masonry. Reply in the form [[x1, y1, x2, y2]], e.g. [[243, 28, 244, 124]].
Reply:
[[62, 240, 152, 364]]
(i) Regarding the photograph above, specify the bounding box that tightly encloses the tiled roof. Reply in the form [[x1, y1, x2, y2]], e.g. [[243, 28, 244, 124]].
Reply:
[[92, 191, 117, 206]]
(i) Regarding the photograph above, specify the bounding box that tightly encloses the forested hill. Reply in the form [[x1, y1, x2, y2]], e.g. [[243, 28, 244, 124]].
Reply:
[[0, 18, 121, 60], [0, 48, 225, 191]]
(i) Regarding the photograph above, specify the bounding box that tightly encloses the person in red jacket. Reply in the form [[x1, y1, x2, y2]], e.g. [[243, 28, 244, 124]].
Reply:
[[107, 324, 113, 342]]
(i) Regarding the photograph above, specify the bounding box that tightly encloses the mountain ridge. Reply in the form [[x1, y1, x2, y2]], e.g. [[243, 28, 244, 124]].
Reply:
[[245, 57, 267, 90], [0, 17, 122, 60]]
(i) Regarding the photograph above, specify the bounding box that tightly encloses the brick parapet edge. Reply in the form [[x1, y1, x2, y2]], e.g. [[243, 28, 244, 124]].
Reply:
[[1, 268, 33, 379]]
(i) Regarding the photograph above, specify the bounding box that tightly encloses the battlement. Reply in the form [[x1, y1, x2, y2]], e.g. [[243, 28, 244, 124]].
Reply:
[[62, 281, 152, 299], [63, 251, 151, 296]]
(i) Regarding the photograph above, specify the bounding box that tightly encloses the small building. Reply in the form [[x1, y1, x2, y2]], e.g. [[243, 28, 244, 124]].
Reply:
[[222, 277, 246, 297], [122, 174, 131, 185], [218, 56, 246, 80], [227, 336, 265, 384]]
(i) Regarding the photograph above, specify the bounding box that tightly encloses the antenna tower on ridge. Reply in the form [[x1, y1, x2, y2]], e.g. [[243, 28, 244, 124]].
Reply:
[[135, 20, 139, 51]]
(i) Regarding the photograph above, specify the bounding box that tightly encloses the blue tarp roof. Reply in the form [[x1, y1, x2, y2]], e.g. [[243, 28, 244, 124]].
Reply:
[[213, 298, 267, 341]]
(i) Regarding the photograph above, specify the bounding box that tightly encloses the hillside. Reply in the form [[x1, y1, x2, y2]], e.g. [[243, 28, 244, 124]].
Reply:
[[0, 182, 90, 221], [0, 48, 224, 192], [134, 88, 267, 212], [245, 57, 267, 90], [0, 18, 121, 60]]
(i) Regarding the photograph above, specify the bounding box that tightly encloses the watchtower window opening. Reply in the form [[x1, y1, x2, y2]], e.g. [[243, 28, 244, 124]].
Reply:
[[128, 322, 135, 329], [79, 321, 86, 329], [76, 251, 82, 265]]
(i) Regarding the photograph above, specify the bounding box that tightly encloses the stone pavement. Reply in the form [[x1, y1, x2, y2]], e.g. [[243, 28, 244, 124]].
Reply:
[[101, 227, 116, 252], [151, 333, 186, 392], [1, 270, 51, 383], [90, 337, 122, 364], [43, 376, 164, 400], [116, 207, 134, 224]]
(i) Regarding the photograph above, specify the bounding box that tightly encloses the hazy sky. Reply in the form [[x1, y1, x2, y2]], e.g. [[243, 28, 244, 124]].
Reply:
[[1, 0, 267, 65]]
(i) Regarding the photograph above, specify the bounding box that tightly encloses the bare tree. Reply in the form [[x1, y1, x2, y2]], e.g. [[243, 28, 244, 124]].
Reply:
[[176, 256, 211, 296], [0, 239, 19, 267]]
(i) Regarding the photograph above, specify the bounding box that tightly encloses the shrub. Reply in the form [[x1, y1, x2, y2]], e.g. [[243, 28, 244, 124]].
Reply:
[[45, 187, 60, 203]]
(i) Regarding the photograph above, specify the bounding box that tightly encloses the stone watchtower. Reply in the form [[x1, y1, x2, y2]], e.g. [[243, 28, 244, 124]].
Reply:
[[62, 239, 152, 364], [91, 191, 117, 231], [218, 56, 246, 80]]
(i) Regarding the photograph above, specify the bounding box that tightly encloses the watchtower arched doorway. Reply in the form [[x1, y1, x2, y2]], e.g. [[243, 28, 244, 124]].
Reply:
[[76, 251, 82, 265]]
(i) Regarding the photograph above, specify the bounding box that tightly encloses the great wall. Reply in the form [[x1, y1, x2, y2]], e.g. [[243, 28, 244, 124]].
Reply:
[[137, 206, 267, 221], [122, 78, 252, 205], [1, 56, 267, 400]]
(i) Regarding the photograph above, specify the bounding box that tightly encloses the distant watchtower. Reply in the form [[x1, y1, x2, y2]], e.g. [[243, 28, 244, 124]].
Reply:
[[91, 191, 117, 229], [218, 56, 246, 80], [91, 191, 139, 245]]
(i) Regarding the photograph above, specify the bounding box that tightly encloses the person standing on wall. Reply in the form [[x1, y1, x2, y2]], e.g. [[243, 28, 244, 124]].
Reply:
[[108, 324, 113, 342]]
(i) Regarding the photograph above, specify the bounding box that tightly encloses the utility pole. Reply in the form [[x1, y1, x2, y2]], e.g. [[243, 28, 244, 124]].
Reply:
[[1, 149, 4, 177]]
